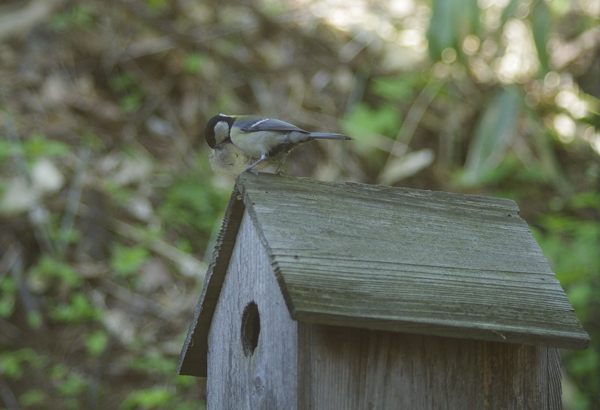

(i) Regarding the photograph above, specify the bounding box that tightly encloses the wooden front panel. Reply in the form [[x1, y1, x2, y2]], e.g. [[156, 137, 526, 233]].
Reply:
[[208, 213, 298, 409], [298, 323, 561, 410]]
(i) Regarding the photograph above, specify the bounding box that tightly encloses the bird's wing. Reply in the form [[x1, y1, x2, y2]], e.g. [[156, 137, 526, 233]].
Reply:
[[236, 117, 308, 133]]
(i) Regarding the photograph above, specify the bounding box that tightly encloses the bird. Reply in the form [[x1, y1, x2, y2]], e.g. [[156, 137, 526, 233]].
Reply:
[[205, 114, 352, 176]]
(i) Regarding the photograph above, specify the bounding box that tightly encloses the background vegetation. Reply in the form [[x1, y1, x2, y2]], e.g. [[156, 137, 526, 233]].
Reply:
[[0, 0, 598, 408]]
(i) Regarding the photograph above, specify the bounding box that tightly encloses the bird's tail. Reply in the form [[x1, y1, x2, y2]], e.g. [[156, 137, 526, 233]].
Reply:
[[307, 132, 352, 140]]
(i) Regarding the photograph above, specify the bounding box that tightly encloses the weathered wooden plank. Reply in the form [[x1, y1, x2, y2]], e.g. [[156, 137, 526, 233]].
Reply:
[[208, 213, 298, 409], [177, 190, 246, 377], [547, 346, 562, 409], [238, 173, 589, 350], [298, 323, 561, 409]]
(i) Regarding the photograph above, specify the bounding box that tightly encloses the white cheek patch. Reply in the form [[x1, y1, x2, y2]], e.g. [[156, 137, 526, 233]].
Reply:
[[214, 121, 230, 145]]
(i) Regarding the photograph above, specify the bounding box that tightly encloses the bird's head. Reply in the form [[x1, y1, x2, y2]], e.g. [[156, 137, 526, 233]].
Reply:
[[205, 114, 234, 148]]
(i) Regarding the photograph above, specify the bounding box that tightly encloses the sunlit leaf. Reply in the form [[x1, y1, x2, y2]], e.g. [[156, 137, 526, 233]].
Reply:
[[377, 149, 435, 185], [547, 0, 572, 15], [501, 0, 521, 25], [462, 87, 523, 185]]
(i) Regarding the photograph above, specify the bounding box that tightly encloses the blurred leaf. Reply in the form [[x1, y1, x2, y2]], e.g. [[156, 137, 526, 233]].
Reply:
[[531, 0, 551, 75], [370, 76, 419, 102], [566, 283, 594, 319], [57, 373, 88, 396], [580, 113, 600, 128], [19, 390, 48, 407], [49, 5, 98, 32], [547, 0, 572, 15], [461, 87, 523, 185], [427, 0, 456, 59], [145, 0, 170, 12], [111, 244, 150, 277], [130, 352, 177, 376], [86, 330, 109, 357], [536, 210, 600, 286], [568, 349, 600, 388], [182, 52, 207, 74], [501, 0, 522, 25], [527, 121, 571, 191], [0, 277, 16, 318], [50, 363, 69, 380], [378, 149, 435, 185], [0, 350, 26, 379], [109, 73, 137, 93], [569, 191, 600, 208], [0, 348, 44, 380], [34, 255, 83, 289], [25, 133, 72, 161], [49, 293, 102, 323], [0, 291, 15, 318], [118, 92, 144, 113], [158, 177, 229, 235], [0, 140, 19, 164], [343, 103, 402, 139], [27, 311, 43, 329], [427, 0, 479, 60], [120, 387, 171, 410]]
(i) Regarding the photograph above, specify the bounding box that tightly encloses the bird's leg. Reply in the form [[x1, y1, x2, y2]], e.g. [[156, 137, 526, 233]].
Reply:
[[244, 154, 267, 177]]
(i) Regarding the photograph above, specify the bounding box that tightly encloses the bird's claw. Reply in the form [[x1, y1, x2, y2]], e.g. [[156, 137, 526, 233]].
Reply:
[[244, 168, 259, 177]]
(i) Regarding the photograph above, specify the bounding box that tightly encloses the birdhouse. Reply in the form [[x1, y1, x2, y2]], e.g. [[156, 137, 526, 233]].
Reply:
[[178, 173, 589, 409]]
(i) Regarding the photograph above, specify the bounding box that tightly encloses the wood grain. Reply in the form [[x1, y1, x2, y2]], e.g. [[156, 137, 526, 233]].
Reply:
[[179, 174, 589, 378], [177, 189, 246, 376], [207, 213, 298, 409], [238, 173, 589, 350], [298, 323, 562, 410]]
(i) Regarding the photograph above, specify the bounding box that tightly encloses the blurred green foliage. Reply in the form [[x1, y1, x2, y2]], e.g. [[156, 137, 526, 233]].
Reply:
[[0, 0, 598, 408], [85, 329, 110, 357], [345, 103, 402, 139], [157, 176, 229, 235], [462, 87, 523, 185], [533, 192, 600, 403], [49, 293, 103, 323], [0, 133, 71, 164], [109, 72, 146, 113], [111, 244, 151, 277], [0, 277, 16, 318]]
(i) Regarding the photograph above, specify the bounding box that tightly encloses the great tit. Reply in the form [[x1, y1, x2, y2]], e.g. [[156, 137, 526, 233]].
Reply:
[[205, 114, 352, 176]]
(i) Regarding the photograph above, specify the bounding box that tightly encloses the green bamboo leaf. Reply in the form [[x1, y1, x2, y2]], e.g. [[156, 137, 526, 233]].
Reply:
[[501, 0, 522, 25], [428, 0, 480, 60], [462, 87, 523, 185], [531, 0, 551, 75], [462, 0, 481, 41], [427, 0, 457, 59]]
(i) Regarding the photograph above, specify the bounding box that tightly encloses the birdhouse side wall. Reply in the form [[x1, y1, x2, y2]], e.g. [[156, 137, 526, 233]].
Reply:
[[207, 212, 298, 409], [298, 323, 561, 410]]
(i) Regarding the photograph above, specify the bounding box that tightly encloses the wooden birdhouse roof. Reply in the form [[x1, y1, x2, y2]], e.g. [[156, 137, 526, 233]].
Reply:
[[178, 173, 589, 376]]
